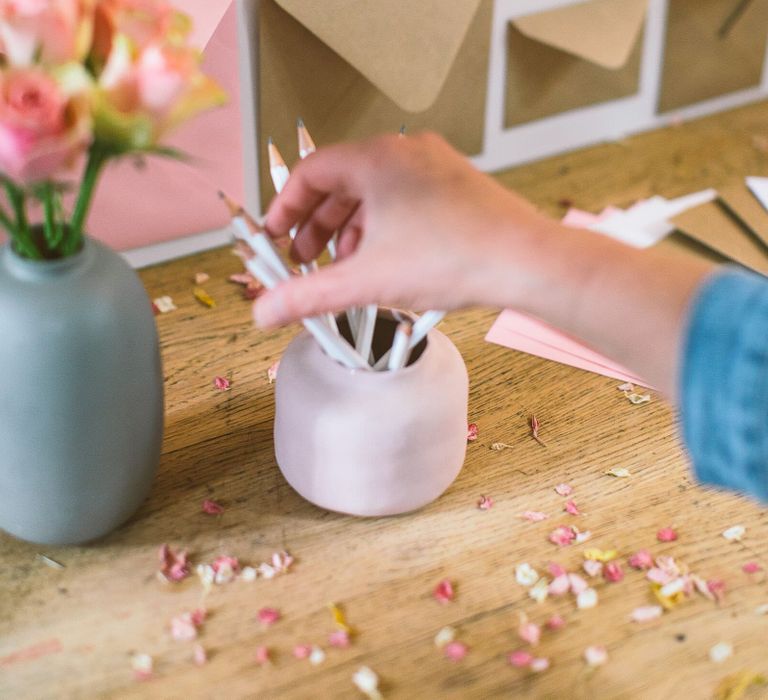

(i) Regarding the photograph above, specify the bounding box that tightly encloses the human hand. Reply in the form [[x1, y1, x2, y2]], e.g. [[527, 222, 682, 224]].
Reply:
[[255, 132, 551, 327]]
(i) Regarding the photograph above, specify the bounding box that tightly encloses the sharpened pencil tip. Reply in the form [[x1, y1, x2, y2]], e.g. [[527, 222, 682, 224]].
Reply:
[[399, 124, 407, 135], [267, 136, 273, 145], [297, 117, 304, 128]]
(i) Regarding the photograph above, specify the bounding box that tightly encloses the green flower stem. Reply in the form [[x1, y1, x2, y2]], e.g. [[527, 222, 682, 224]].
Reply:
[[67, 144, 109, 256], [3, 179, 40, 259], [41, 184, 57, 251]]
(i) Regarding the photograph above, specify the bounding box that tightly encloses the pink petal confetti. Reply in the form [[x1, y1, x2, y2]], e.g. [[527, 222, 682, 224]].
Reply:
[[520, 510, 549, 522], [630, 605, 663, 623], [201, 499, 224, 515], [568, 573, 589, 595], [211, 555, 239, 584], [707, 579, 726, 605], [518, 621, 541, 646], [433, 579, 455, 604], [213, 376, 231, 391], [583, 560, 603, 578], [194, 272, 210, 285], [444, 641, 469, 661], [267, 361, 280, 383], [657, 527, 678, 542], [158, 544, 189, 583], [329, 630, 351, 649], [131, 653, 153, 680], [229, 272, 257, 286], [574, 530, 592, 544], [549, 525, 577, 546], [628, 549, 654, 570], [466, 423, 479, 442], [547, 615, 566, 631], [190, 608, 207, 626], [530, 657, 550, 673], [554, 483, 573, 497], [584, 645, 608, 666], [171, 612, 199, 641], [564, 500, 580, 516], [548, 562, 567, 578], [477, 495, 494, 511], [530, 415, 547, 447], [257, 607, 281, 627], [192, 644, 207, 666], [603, 562, 624, 583], [508, 650, 533, 667], [254, 646, 270, 665], [293, 644, 312, 660], [548, 574, 570, 596], [647, 568, 675, 586], [743, 562, 763, 574], [577, 588, 598, 610]]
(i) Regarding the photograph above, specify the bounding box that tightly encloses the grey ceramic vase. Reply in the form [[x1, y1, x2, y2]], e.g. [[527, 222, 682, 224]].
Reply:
[[0, 238, 163, 545]]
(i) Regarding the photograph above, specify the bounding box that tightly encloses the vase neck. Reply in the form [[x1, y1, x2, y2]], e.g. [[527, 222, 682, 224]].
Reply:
[[2, 238, 93, 281]]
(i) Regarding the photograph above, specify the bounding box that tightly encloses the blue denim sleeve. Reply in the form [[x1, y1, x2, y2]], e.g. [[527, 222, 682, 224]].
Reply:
[[680, 267, 768, 502]]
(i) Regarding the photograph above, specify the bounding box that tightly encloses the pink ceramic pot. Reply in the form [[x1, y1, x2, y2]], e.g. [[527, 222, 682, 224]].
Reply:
[[274, 312, 468, 516]]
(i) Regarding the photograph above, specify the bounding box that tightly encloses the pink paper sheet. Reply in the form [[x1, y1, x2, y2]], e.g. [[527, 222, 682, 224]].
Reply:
[[485, 309, 646, 385]]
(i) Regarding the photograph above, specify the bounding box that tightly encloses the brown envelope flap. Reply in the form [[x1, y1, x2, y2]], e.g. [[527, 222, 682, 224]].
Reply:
[[718, 183, 768, 248], [273, 0, 482, 113], [672, 201, 768, 275], [511, 0, 649, 70]]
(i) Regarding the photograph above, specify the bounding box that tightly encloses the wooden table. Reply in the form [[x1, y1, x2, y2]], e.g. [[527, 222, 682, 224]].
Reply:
[[2, 101, 768, 700]]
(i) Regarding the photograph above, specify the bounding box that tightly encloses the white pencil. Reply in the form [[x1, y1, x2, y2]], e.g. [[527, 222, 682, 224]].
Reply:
[[387, 321, 413, 371], [374, 310, 445, 370], [356, 304, 377, 365]]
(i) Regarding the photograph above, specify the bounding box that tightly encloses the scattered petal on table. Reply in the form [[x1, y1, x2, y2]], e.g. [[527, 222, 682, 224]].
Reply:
[[605, 467, 631, 478], [584, 549, 618, 563], [630, 605, 663, 623], [434, 627, 456, 648], [583, 560, 603, 578], [193, 287, 216, 308], [515, 563, 539, 587], [477, 495, 494, 511], [444, 641, 468, 661], [213, 376, 231, 391], [722, 525, 746, 542], [564, 500, 580, 516], [549, 525, 577, 546], [742, 562, 762, 574], [353, 666, 383, 700], [194, 272, 210, 285], [628, 549, 654, 570], [584, 645, 608, 666], [192, 644, 207, 666], [577, 588, 598, 610], [466, 423, 478, 442], [267, 361, 280, 383], [547, 614, 566, 631], [709, 642, 734, 663], [257, 607, 281, 627], [657, 527, 678, 542], [520, 511, 549, 522], [603, 562, 624, 583], [131, 653, 153, 680], [530, 657, 550, 672], [329, 630, 351, 649], [508, 650, 534, 667], [201, 499, 224, 515], [153, 296, 176, 314], [433, 579, 455, 604], [554, 483, 573, 497], [309, 646, 326, 666]]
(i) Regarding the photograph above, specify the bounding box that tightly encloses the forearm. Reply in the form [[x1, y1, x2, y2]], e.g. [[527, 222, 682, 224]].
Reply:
[[483, 213, 716, 398]]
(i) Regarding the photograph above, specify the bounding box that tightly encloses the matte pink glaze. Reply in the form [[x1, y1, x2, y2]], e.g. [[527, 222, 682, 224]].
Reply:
[[274, 318, 469, 516]]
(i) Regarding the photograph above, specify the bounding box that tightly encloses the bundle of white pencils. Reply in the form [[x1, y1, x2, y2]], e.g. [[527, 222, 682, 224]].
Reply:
[[221, 119, 445, 372]]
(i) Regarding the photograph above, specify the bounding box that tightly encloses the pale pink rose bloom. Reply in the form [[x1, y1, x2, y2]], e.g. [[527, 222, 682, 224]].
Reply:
[[95, 0, 176, 54], [0, 0, 91, 66], [0, 67, 90, 183]]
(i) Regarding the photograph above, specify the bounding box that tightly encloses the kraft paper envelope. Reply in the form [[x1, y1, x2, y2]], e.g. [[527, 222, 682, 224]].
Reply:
[[671, 201, 768, 275], [257, 0, 491, 208], [659, 0, 768, 112], [505, 0, 649, 127], [88, 0, 241, 251], [719, 182, 768, 248]]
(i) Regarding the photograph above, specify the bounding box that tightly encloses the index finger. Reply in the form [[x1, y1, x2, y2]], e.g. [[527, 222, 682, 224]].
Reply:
[[264, 142, 367, 238]]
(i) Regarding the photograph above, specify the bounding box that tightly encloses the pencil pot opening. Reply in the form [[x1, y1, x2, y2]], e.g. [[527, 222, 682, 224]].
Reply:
[[273, 309, 469, 516]]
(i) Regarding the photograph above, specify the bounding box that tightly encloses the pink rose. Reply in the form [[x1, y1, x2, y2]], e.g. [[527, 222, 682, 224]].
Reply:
[[0, 0, 93, 66], [0, 67, 91, 182], [93, 0, 180, 60]]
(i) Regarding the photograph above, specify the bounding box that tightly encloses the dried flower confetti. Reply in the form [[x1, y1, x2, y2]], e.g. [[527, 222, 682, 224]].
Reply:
[[477, 495, 494, 510], [577, 588, 598, 610], [584, 549, 618, 563], [193, 287, 216, 308], [530, 657, 550, 673], [131, 653, 153, 680], [329, 603, 352, 633], [267, 361, 280, 383], [630, 605, 663, 623], [257, 607, 281, 627], [713, 670, 767, 700], [518, 618, 541, 646], [529, 578, 550, 603], [153, 296, 176, 314], [756, 603, 768, 616], [584, 645, 608, 666], [466, 423, 478, 441], [564, 500, 580, 516], [548, 562, 567, 577], [549, 525, 577, 546], [309, 646, 326, 666], [583, 560, 603, 578], [158, 544, 189, 583], [708, 579, 727, 605], [201, 499, 224, 515], [605, 467, 631, 478], [603, 562, 624, 583], [211, 555, 239, 585], [628, 549, 654, 570], [568, 573, 589, 595], [229, 272, 257, 286], [353, 666, 383, 700], [515, 563, 539, 587], [508, 650, 534, 667], [743, 562, 762, 574], [575, 530, 592, 544], [657, 527, 678, 542], [547, 614, 566, 631], [709, 642, 734, 663], [293, 645, 312, 660], [548, 574, 570, 596], [617, 382, 634, 392], [490, 442, 514, 451], [722, 525, 746, 542], [520, 510, 549, 522], [434, 627, 456, 648], [433, 579, 454, 604], [213, 376, 231, 391], [171, 611, 201, 641], [444, 641, 468, 661], [192, 644, 207, 666], [194, 272, 210, 285], [530, 415, 547, 447], [554, 483, 573, 497], [624, 391, 651, 405]]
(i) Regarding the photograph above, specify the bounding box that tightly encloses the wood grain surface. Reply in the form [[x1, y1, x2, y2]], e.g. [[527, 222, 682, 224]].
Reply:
[[2, 100, 768, 699]]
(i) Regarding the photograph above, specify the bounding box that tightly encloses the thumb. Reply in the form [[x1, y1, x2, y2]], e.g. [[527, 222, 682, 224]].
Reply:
[[253, 258, 374, 329]]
